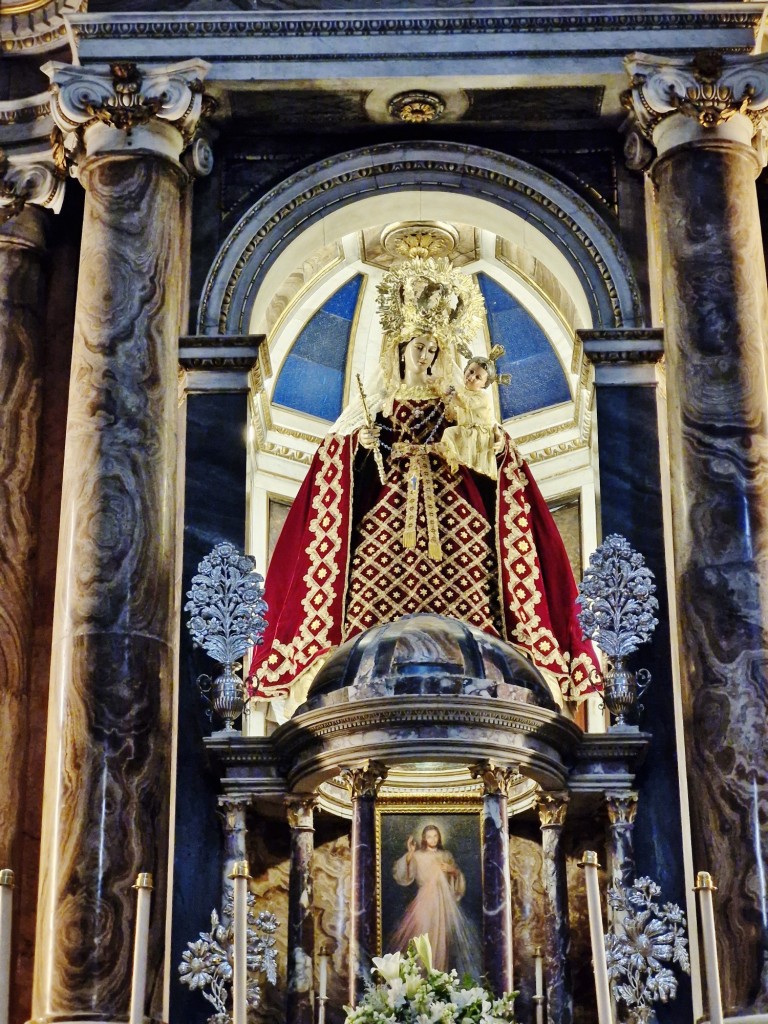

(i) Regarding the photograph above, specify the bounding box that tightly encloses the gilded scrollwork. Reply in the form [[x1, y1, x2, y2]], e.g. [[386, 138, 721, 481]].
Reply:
[[0, 146, 66, 222], [606, 791, 639, 827]]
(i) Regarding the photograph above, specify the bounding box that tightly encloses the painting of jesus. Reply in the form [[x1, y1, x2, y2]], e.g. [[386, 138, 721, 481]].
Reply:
[[376, 806, 483, 978]]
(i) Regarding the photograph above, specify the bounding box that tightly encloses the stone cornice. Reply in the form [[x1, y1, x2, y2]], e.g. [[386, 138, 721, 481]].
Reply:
[[69, 7, 759, 77]]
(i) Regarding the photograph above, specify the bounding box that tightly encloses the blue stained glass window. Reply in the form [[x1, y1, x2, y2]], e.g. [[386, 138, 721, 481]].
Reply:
[[477, 273, 571, 418], [272, 274, 363, 422]]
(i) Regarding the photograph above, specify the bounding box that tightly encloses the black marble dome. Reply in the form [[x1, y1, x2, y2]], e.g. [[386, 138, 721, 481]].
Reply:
[[300, 613, 559, 712]]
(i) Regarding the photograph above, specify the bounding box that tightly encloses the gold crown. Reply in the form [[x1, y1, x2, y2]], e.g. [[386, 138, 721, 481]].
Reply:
[[376, 256, 485, 348]]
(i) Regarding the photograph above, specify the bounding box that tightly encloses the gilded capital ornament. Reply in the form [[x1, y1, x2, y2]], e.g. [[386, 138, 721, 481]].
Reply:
[[0, 145, 65, 221], [623, 51, 768, 163], [42, 58, 212, 165], [285, 795, 317, 829], [537, 791, 569, 829], [217, 795, 251, 835], [469, 760, 522, 797], [606, 792, 639, 827], [339, 761, 388, 799]]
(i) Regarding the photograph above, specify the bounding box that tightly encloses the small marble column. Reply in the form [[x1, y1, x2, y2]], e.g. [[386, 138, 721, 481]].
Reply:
[[33, 60, 209, 1023], [218, 796, 251, 903], [470, 761, 516, 994], [624, 51, 768, 1014], [286, 796, 317, 1024], [342, 761, 388, 1005], [537, 792, 573, 1024], [605, 792, 638, 892]]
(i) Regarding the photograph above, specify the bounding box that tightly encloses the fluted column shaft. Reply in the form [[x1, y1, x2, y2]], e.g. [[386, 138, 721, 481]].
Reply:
[[470, 762, 515, 994], [286, 797, 316, 1024], [0, 209, 45, 874], [653, 129, 768, 1014], [344, 762, 387, 1005], [33, 150, 187, 1021], [538, 794, 572, 1024]]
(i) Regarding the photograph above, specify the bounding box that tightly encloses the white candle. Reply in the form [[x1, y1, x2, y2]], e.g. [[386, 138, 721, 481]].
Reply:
[[129, 872, 153, 1024], [533, 945, 544, 1024], [580, 851, 613, 1024], [695, 872, 724, 1024], [231, 860, 250, 1024], [0, 870, 14, 1024], [318, 948, 329, 1000]]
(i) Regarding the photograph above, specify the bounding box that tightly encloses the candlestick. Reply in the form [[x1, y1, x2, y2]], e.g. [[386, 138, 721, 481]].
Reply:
[[230, 860, 251, 1024], [128, 872, 153, 1024], [0, 870, 14, 1024], [533, 945, 544, 1024], [579, 851, 613, 1024], [695, 872, 724, 1024]]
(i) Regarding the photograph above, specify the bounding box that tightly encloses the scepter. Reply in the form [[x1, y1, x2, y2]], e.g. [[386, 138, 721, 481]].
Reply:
[[356, 373, 386, 484]]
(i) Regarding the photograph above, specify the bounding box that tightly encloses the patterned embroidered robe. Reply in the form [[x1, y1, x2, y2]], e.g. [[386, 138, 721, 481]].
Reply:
[[249, 397, 601, 702]]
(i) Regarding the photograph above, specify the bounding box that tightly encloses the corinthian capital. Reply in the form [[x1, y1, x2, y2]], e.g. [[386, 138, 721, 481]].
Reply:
[[42, 59, 212, 165], [339, 761, 388, 799], [623, 51, 768, 163], [0, 147, 65, 222]]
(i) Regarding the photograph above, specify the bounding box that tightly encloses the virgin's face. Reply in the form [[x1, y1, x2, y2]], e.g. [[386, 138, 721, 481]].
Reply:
[[402, 334, 439, 382]]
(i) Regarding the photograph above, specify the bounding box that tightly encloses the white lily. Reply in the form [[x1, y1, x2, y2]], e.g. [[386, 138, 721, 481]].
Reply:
[[412, 934, 433, 972], [372, 951, 402, 983]]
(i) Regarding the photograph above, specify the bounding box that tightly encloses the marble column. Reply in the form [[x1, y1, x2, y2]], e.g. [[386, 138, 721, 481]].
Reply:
[[0, 206, 46, 877], [624, 51, 768, 1014], [0, 135, 65, 874], [537, 792, 572, 1024], [342, 761, 388, 1005], [605, 793, 638, 892], [470, 761, 516, 994], [33, 60, 209, 1023], [219, 796, 251, 903], [286, 796, 317, 1024]]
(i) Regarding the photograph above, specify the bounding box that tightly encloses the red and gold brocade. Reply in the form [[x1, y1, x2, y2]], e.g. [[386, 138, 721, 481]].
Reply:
[[249, 396, 601, 702]]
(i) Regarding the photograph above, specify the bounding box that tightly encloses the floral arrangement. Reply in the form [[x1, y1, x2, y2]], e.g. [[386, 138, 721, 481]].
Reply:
[[605, 877, 690, 1024], [178, 888, 278, 1024], [345, 935, 516, 1024], [576, 534, 658, 658]]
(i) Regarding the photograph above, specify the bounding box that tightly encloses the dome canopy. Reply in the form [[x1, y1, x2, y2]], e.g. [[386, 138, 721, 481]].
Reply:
[[299, 613, 558, 713]]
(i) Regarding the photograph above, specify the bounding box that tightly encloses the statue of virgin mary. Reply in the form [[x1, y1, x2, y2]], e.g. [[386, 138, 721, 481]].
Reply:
[[248, 256, 601, 705]]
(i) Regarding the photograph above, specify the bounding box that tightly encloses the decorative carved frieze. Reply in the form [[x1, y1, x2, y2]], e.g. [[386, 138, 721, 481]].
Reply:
[[43, 59, 212, 165], [537, 791, 570, 829], [339, 761, 388, 799]]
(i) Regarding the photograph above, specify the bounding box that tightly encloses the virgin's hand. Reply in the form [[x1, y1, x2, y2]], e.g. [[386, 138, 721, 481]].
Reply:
[[359, 425, 381, 450]]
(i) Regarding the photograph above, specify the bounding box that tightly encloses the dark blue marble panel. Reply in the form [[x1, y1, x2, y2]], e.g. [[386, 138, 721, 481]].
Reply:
[[595, 383, 692, 1024], [170, 392, 249, 1024]]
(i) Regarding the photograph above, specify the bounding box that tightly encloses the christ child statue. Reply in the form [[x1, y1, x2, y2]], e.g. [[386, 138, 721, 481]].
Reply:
[[437, 355, 507, 480]]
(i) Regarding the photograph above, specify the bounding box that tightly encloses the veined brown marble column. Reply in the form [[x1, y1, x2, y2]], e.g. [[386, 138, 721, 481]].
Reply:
[[470, 761, 516, 995], [33, 60, 209, 1023], [342, 761, 388, 1005], [286, 796, 317, 1024], [624, 51, 768, 1014], [537, 792, 572, 1024], [0, 207, 46, 876], [605, 792, 638, 892]]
